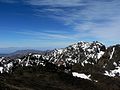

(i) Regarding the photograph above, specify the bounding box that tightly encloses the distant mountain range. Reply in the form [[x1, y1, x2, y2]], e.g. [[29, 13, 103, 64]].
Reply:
[[0, 49, 40, 56], [0, 47, 54, 54], [0, 47, 27, 54]]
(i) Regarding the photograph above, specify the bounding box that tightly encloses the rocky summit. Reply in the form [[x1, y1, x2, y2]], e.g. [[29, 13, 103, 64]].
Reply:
[[0, 41, 120, 90]]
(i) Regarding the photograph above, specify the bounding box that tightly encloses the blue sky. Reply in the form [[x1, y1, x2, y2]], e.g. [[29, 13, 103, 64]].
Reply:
[[0, 0, 120, 50]]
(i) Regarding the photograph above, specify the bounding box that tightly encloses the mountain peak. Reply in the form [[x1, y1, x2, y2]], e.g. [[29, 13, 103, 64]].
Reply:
[[0, 41, 120, 78]]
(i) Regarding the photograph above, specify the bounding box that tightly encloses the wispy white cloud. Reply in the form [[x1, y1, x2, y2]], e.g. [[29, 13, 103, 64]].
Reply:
[[14, 30, 79, 48], [26, 0, 84, 7], [25, 0, 120, 45], [15, 30, 78, 40], [72, 0, 120, 40]]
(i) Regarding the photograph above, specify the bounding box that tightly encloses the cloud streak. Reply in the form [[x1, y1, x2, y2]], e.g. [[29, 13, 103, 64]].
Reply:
[[15, 30, 78, 40], [25, 0, 120, 45], [26, 0, 85, 7], [14, 30, 79, 48]]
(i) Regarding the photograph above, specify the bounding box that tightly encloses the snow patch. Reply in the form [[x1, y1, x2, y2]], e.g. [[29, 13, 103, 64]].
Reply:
[[94, 80, 98, 82], [110, 47, 115, 59], [72, 72, 91, 80], [97, 51, 105, 59], [0, 67, 3, 73], [33, 54, 41, 58], [0, 57, 4, 62], [104, 66, 120, 77], [26, 56, 30, 66], [113, 62, 117, 67], [57, 49, 63, 54]]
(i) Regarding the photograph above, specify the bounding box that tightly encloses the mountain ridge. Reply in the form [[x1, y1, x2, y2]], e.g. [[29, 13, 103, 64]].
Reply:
[[0, 41, 120, 90]]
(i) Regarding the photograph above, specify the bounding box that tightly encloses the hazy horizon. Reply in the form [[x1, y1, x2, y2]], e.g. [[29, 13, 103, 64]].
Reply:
[[0, 40, 119, 54]]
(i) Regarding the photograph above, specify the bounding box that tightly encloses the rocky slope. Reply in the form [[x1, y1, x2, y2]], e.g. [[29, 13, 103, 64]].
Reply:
[[0, 41, 120, 76], [0, 41, 120, 90]]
